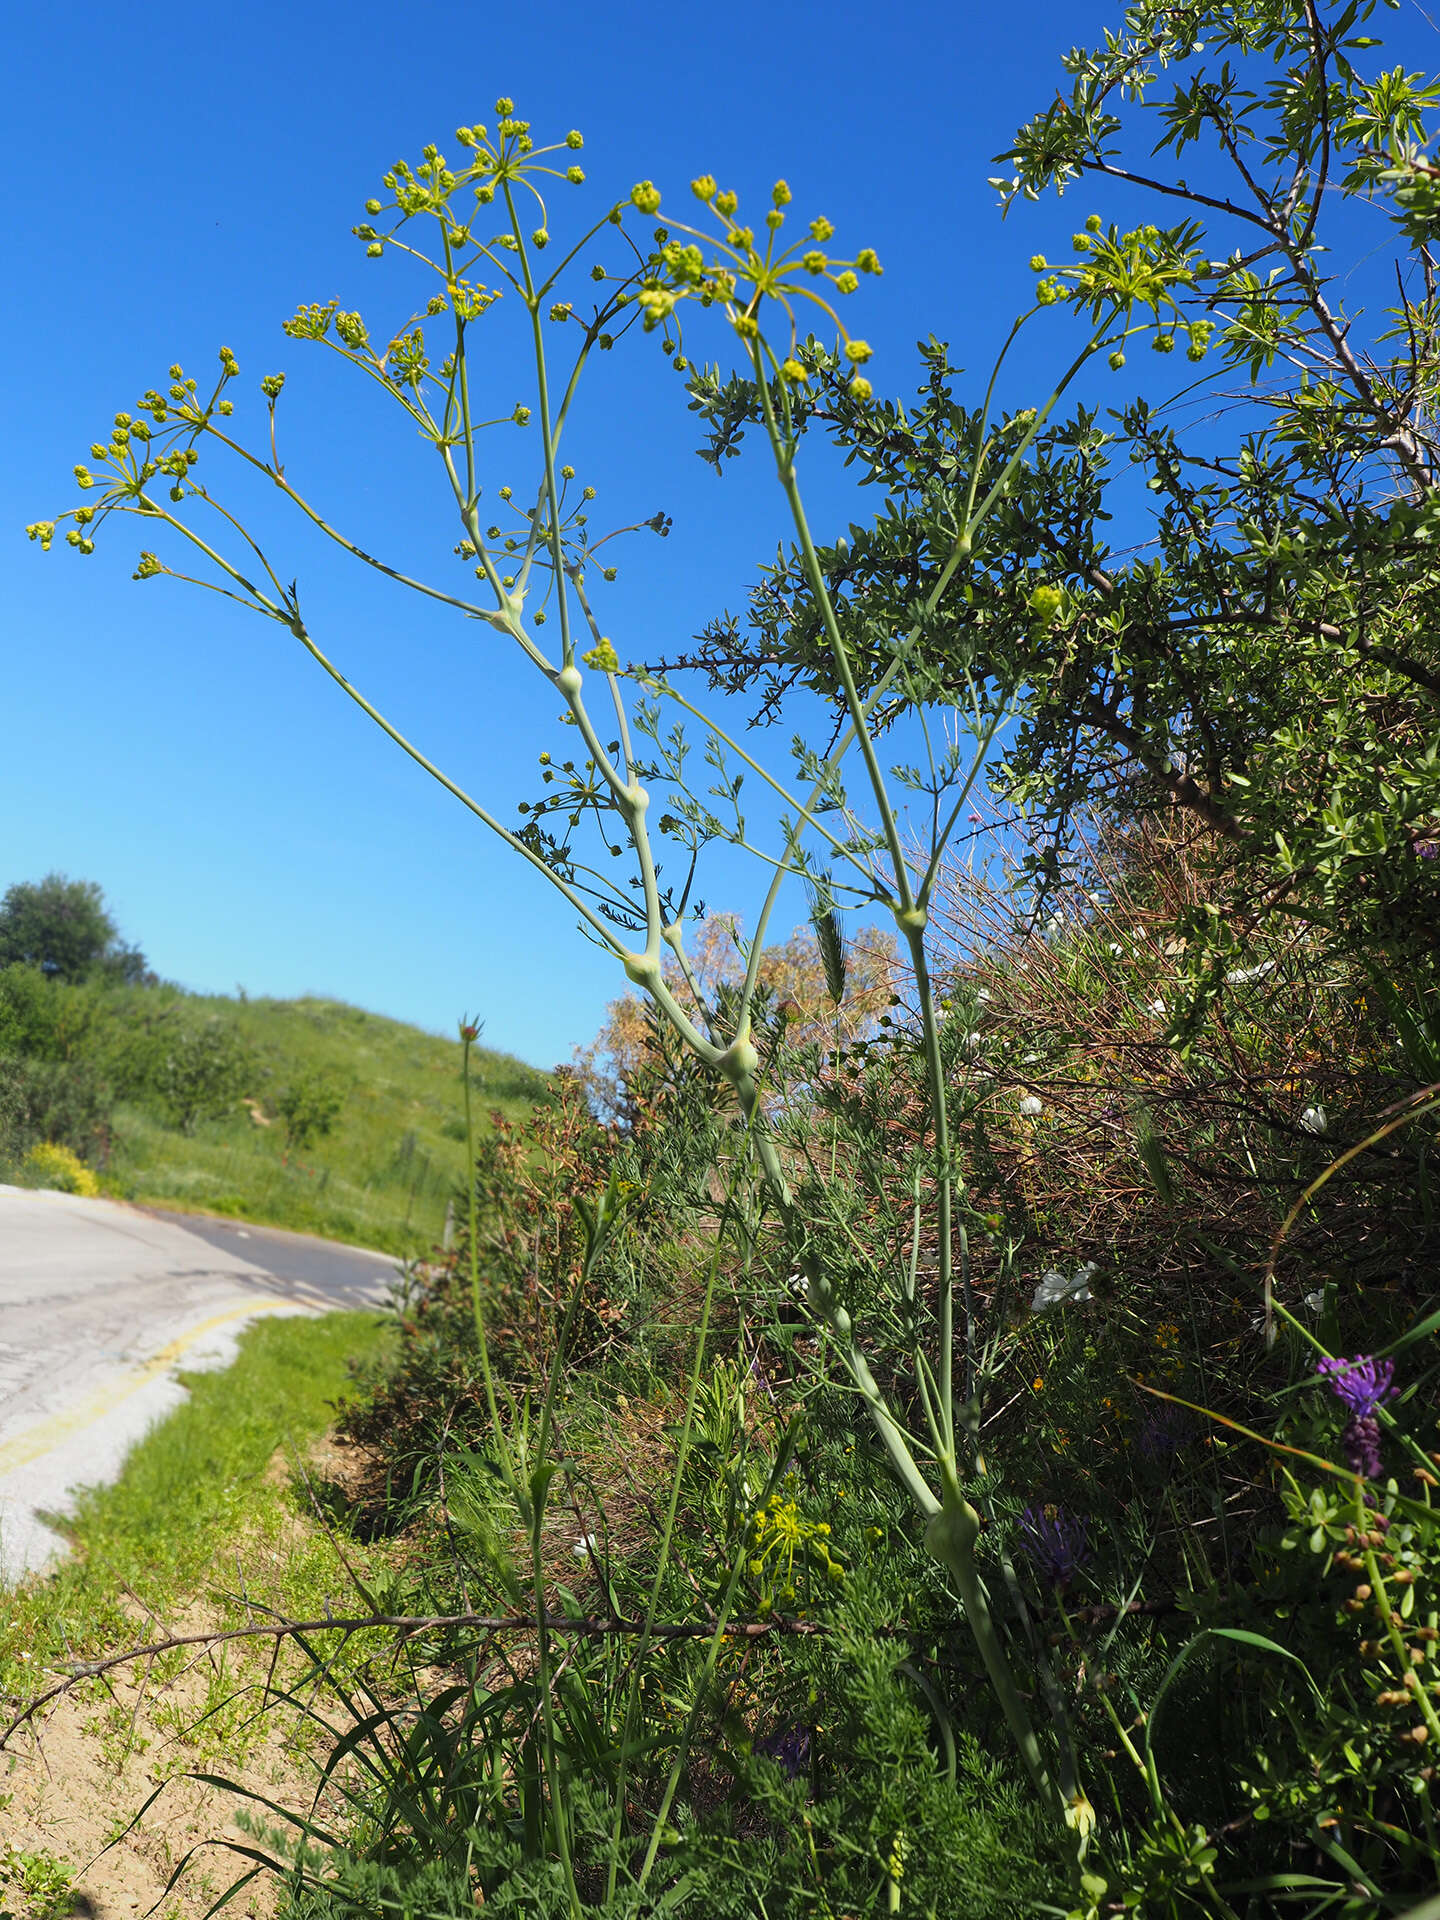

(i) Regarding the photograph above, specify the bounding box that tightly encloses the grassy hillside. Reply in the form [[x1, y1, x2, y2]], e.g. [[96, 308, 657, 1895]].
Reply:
[[103, 994, 549, 1256]]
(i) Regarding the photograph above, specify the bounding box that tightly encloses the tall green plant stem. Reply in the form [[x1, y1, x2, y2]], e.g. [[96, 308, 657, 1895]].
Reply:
[[461, 1028, 513, 1493], [603, 1168, 745, 1902], [739, 353, 1073, 1825], [462, 1029, 581, 1918]]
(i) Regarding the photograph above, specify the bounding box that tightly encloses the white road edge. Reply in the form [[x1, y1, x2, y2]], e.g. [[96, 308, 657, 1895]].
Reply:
[[0, 1185, 390, 1581]]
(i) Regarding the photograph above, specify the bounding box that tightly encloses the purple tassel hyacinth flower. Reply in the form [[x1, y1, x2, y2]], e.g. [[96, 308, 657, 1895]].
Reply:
[[1138, 1403, 1198, 1466], [1316, 1354, 1397, 1479], [755, 1721, 812, 1779], [1018, 1505, 1091, 1589]]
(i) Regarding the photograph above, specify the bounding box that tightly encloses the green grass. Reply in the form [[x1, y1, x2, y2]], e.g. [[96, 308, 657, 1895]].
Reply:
[[106, 993, 550, 1255], [0, 1842, 75, 1920], [0, 1312, 392, 1703]]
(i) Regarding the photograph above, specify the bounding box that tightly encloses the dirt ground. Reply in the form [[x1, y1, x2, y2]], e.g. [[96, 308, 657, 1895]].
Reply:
[[1, 1449, 370, 1920], [3, 1635, 321, 1920]]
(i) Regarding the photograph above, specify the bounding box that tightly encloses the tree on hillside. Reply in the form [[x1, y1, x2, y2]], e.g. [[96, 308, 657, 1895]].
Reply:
[[156, 1017, 255, 1135], [0, 873, 149, 984], [276, 1070, 345, 1150]]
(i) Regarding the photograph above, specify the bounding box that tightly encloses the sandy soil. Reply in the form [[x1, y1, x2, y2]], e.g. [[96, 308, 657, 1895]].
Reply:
[[3, 1633, 320, 1920], [2, 1449, 372, 1920]]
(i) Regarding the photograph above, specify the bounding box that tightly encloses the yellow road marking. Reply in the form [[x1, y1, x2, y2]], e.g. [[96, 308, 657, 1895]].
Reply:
[[0, 1301, 307, 1476]]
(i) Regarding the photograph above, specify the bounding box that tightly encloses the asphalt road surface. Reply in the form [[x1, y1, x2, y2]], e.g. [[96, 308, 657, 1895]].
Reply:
[[0, 1186, 398, 1579]]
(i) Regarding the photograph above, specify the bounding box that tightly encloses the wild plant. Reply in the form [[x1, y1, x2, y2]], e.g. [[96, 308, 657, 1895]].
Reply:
[[25, 89, 1174, 1868], [24, 2, 1440, 1909]]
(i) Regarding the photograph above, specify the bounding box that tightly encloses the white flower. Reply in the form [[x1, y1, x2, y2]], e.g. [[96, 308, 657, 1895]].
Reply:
[[1108, 941, 1123, 956], [1031, 1262, 1096, 1313], [1299, 1105, 1327, 1135], [1149, 998, 1167, 1016], [1302, 1290, 1325, 1315], [573, 1533, 599, 1561], [1019, 1094, 1043, 1118], [960, 1030, 984, 1061], [1225, 960, 1274, 986], [977, 988, 993, 1003]]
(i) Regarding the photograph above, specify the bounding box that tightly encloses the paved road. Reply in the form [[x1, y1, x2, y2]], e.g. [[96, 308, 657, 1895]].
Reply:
[[0, 1187, 399, 1580]]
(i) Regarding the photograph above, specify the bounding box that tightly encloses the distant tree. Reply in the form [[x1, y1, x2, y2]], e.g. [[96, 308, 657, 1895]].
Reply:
[[0, 874, 149, 984], [93, 940, 155, 987], [156, 1018, 254, 1135], [0, 1054, 113, 1166], [276, 1071, 345, 1150]]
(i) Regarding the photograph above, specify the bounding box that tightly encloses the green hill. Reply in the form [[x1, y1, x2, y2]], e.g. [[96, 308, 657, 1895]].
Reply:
[[105, 992, 550, 1255], [0, 970, 550, 1255], [0, 878, 552, 1253]]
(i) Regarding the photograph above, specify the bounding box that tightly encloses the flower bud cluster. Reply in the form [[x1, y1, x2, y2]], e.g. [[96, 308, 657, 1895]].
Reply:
[[349, 104, 594, 306], [624, 178, 883, 398], [1030, 217, 1205, 358], [283, 301, 340, 342], [581, 636, 620, 673], [385, 328, 430, 389], [451, 280, 499, 321]]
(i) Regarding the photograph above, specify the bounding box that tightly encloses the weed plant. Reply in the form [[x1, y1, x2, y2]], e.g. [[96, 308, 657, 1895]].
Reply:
[[17, 0, 1440, 1911]]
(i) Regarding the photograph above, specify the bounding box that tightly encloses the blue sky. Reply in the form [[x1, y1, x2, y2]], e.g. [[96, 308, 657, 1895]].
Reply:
[[5, 0, 1435, 1065]]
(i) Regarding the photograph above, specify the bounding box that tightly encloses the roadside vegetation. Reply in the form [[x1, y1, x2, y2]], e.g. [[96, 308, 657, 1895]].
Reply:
[[0, 876, 550, 1254], [14, 0, 1440, 1913], [0, 1312, 390, 1920], [0, 1313, 391, 1704]]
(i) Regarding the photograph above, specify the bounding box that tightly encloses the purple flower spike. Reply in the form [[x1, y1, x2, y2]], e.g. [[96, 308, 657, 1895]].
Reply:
[[1138, 1403, 1198, 1464], [1342, 1416, 1384, 1480], [1317, 1355, 1398, 1481], [1316, 1354, 1396, 1420], [756, 1720, 812, 1778], [1018, 1505, 1091, 1589]]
